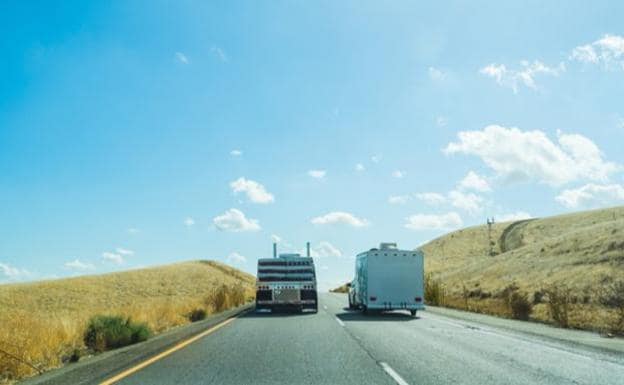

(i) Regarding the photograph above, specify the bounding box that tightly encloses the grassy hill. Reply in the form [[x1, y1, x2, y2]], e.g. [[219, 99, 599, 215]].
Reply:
[[0, 260, 255, 383], [420, 206, 624, 333]]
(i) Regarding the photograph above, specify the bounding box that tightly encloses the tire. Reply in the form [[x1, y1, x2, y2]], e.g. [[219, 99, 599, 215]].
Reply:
[[348, 296, 355, 310], [410, 310, 417, 316], [362, 305, 368, 315]]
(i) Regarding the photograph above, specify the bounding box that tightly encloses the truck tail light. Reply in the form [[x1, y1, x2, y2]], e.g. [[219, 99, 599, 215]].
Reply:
[[370, 296, 377, 301], [415, 297, 422, 302]]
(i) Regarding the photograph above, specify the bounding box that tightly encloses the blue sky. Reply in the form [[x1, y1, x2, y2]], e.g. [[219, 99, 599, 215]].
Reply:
[[1, 1, 624, 290]]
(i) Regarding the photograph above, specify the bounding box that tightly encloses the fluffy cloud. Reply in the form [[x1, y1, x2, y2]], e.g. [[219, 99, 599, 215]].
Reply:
[[429, 66, 446, 81], [556, 183, 624, 208], [211, 45, 228, 62], [480, 60, 564, 93], [102, 252, 125, 265], [116, 248, 134, 256], [311, 211, 369, 227], [0, 262, 33, 281], [127, 228, 139, 234], [355, 163, 365, 172], [444, 125, 619, 186], [226, 252, 247, 264], [458, 171, 491, 192], [309, 241, 343, 258], [497, 211, 533, 222], [213, 208, 261, 232], [371, 154, 382, 163], [64, 259, 95, 271], [448, 190, 484, 214], [175, 52, 189, 64], [415, 192, 447, 206], [308, 170, 326, 179], [571, 34, 624, 70], [184, 217, 195, 227], [392, 170, 405, 179], [230, 177, 274, 204], [404, 212, 463, 231], [271, 234, 282, 243], [230, 149, 242, 156], [388, 195, 410, 205]]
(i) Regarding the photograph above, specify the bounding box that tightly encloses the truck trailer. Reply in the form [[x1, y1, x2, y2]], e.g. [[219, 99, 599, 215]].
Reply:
[[255, 242, 318, 313], [348, 243, 425, 316]]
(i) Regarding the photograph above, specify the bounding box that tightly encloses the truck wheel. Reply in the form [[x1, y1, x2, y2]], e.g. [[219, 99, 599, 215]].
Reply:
[[362, 305, 368, 315], [410, 310, 417, 316], [348, 296, 355, 310]]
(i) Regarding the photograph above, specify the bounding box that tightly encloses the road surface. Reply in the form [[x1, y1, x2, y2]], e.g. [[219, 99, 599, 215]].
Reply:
[[110, 293, 623, 385]]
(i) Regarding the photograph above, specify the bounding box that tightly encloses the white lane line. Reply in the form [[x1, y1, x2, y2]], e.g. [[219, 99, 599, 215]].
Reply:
[[379, 362, 410, 385], [335, 317, 345, 327]]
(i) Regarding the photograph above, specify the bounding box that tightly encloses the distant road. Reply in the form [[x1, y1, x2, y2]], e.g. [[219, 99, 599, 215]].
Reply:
[[101, 293, 624, 385]]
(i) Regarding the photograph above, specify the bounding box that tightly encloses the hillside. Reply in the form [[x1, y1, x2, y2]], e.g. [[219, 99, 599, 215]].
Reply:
[[0, 260, 255, 383], [420, 206, 624, 332]]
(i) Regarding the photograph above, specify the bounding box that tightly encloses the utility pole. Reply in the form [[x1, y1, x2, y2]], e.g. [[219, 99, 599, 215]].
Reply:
[[487, 217, 495, 256]]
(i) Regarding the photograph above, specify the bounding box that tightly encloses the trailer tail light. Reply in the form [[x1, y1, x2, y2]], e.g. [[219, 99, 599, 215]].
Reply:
[[370, 296, 377, 301], [415, 297, 422, 302]]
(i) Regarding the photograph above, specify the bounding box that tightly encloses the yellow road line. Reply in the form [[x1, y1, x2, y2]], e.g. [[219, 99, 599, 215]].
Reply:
[[99, 316, 237, 385]]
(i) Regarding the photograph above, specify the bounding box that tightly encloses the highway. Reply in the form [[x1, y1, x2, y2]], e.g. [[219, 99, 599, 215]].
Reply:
[[110, 293, 623, 385]]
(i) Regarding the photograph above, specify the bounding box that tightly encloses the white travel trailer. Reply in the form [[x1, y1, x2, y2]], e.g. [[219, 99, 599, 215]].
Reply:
[[348, 243, 425, 316]]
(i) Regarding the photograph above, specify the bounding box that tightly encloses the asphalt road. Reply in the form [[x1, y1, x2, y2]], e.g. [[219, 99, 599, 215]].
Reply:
[[112, 293, 624, 385]]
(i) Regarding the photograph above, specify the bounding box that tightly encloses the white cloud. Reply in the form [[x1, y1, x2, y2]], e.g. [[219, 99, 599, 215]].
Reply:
[[555, 183, 624, 208], [497, 211, 533, 222], [480, 60, 564, 93], [211, 45, 228, 62], [184, 217, 195, 227], [309, 241, 343, 258], [388, 195, 410, 205], [64, 259, 95, 271], [444, 125, 619, 186], [311, 211, 370, 227], [458, 171, 491, 192], [371, 154, 382, 163], [404, 212, 463, 231], [230, 177, 274, 204], [448, 190, 484, 214], [175, 52, 189, 64], [415, 192, 447, 206], [226, 252, 247, 265], [230, 149, 242, 157], [271, 234, 282, 243], [437, 116, 448, 127], [127, 228, 139, 235], [0, 262, 33, 281], [429, 66, 446, 81], [213, 208, 261, 232], [115, 248, 134, 256], [392, 170, 405, 179], [355, 163, 365, 172], [102, 252, 125, 265], [308, 170, 326, 179], [571, 34, 624, 70]]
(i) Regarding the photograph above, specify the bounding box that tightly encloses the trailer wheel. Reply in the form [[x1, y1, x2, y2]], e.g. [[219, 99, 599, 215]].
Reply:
[[410, 310, 417, 316], [362, 305, 369, 315], [348, 296, 355, 310]]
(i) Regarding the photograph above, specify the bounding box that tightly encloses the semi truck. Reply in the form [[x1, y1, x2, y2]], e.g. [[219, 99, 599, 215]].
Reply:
[[348, 242, 425, 316], [255, 242, 318, 313]]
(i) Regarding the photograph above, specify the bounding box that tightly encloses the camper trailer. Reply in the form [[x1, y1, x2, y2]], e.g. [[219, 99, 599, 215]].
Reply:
[[348, 243, 424, 316]]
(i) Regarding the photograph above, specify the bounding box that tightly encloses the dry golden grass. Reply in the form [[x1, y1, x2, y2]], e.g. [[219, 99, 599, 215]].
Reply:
[[330, 284, 349, 293], [0, 260, 255, 383], [420, 206, 624, 332]]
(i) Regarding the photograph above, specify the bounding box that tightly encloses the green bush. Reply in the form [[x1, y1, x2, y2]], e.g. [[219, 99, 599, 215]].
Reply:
[[188, 308, 207, 322], [508, 291, 533, 320], [84, 315, 151, 352], [545, 285, 571, 328], [424, 274, 445, 306]]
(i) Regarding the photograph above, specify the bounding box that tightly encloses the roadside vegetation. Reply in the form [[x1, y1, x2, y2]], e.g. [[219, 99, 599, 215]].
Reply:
[[420, 206, 624, 334], [330, 283, 350, 293], [0, 260, 254, 384]]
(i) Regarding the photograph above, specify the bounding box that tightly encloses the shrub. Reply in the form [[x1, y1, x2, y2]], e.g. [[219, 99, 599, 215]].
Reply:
[[210, 284, 229, 312], [84, 315, 151, 352], [598, 280, 624, 334], [424, 274, 445, 306], [544, 285, 571, 328], [508, 291, 533, 320], [188, 308, 207, 322]]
